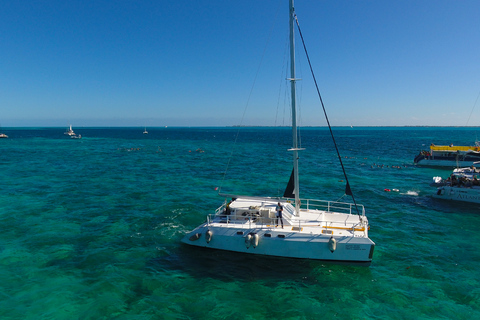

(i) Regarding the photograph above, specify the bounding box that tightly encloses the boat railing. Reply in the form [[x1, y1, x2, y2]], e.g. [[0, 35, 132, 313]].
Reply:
[[216, 194, 364, 216], [299, 198, 365, 216], [206, 212, 367, 235], [208, 198, 366, 234], [215, 202, 227, 216]]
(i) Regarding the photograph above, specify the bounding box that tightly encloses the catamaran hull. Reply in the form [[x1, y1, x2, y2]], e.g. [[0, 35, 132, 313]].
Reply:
[[182, 224, 375, 264], [414, 158, 478, 168], [433, 186, 480, 204]]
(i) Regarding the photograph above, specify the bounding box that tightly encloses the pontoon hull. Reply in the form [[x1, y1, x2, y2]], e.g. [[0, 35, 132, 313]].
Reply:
[[433, 186, 480, 204], [415, 158, 477, 168], [182, 224, 375, 264]]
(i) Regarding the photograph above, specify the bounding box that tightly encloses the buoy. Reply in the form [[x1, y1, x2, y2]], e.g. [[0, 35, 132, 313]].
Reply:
[[252, 233, 259, 248], [328, 236, 337, 253], [189, 233, 201, 241], [205, 230, 212, 243], [245, 234, 252, 248], [384, 188, 391, 192]]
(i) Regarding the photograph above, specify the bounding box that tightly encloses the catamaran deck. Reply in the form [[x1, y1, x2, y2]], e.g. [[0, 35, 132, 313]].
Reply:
[[207, 197, 369, 238]]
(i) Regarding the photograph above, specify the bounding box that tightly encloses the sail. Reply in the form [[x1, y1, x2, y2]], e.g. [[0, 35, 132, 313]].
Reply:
[[345, 181, 353, 196], [283, 169, 295, 198]]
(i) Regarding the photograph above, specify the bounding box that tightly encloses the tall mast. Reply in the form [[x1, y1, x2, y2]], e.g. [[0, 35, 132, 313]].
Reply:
[[288, 0, 301, 216]]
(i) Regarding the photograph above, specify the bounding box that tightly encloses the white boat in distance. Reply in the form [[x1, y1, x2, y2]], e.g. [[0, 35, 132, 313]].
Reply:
[[182, 0, 375, 265], [432, 165, 480, 204], [64, 125, 75, 136], [0, 124, 8, 138], [431, 165, 480, 186], [433, 184, 480, 204]]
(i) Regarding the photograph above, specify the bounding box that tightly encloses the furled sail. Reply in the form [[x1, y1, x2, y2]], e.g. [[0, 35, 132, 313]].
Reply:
[[345, 181, 352, 196], [283, 169, 295, 198]]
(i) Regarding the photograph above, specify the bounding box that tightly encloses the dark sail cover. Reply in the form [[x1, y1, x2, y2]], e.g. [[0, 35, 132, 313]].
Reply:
[[283, 169, 295, 198], [345, 181, 353, 196]]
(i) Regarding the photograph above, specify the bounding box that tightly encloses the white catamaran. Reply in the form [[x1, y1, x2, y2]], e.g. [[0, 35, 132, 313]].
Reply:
[[432, 165, 480, 204], [182, 0, 375, 265], [433, 184, 480, 204]]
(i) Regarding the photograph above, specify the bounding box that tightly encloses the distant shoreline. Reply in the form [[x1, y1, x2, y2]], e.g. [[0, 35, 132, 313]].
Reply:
[[2, 125, 480, 129]]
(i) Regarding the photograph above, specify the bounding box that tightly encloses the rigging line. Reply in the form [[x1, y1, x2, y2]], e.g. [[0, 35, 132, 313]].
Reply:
[[218, 2, 283, 194], [466, 88, 480, 126], [294, 14, 361, 215]]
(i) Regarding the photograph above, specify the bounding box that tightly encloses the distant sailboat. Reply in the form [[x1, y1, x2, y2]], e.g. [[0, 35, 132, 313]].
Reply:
[[143, 126, 148, 134], [64, 125, 75, 136]]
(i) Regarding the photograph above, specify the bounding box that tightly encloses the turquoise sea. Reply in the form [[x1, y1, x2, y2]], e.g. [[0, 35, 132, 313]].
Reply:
[[1, 126, 480, 319]]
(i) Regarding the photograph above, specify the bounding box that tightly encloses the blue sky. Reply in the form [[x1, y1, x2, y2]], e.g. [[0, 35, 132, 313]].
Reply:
[[2, 0, 480, 127]]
